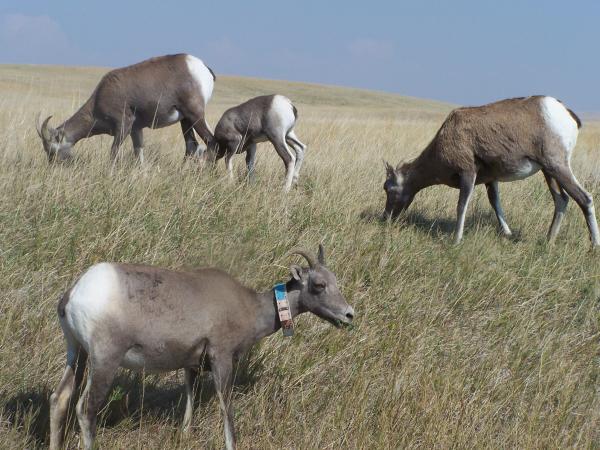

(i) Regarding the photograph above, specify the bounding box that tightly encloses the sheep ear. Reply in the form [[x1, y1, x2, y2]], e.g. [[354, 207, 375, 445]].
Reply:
[[52, 128, 63, 143], [384, 160, 398, 182], [290, 264, 303, 281], [383, 160, 394, 175]]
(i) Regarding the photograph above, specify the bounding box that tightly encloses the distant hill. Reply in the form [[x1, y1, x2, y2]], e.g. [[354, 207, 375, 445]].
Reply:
[[0, 64, 454, 119]]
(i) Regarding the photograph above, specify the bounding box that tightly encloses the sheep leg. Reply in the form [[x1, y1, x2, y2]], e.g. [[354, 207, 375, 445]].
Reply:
[[223, 138, 242, 182], [49, 345, 87, 450], [110, 114, 134, 164], [180, 118, 202, 159], [183, 368, 199, 432], [211, 355, 236, 450], [286, 130, 306, 185], [485, 181, 512, 236], [130, 128, 145, 164], [225, 154, 235, 181], [270, 135, 296, 192], [76, 352, 121, 450], [546, 165, 600, 247], [542, 170, 570, 243], [455, 172, 476, 243], [192, 116, 214, 148], [245, 143, 257, 182], [178, 105, 214, 148]]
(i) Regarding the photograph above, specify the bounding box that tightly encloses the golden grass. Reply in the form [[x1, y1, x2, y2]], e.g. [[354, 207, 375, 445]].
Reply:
[[0, 64, 599, 449]]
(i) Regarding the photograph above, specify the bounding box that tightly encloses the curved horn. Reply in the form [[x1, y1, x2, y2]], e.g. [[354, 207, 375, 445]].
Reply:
[[35, 113, 43, 138], [40, 115, 54, 141], [287, 248, 318, 269], [317, 244, 326, 265]]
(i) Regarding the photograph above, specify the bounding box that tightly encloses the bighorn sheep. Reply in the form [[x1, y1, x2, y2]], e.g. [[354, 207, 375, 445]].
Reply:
[[383, 96, 600, 246], [49, 245, 354, 450], [36, 53, 215, 164], [207, 94, 307, 191]]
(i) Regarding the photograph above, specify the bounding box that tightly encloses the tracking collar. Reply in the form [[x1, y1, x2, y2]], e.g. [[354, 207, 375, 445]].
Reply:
[[273, 283, 294, 337]]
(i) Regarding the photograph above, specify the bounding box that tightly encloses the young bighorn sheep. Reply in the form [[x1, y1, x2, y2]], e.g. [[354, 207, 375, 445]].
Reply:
[[36, 53, 215, 164], [383, 96, 600, 246], [49, 245, 354, 450], [207, 94, 307, 191]]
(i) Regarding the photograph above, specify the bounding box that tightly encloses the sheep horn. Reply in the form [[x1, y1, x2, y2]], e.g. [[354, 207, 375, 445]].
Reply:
[[40, 115, 54, 141], [287, 248, 318, 269], [317, 244, 326, 265], [35, 113, 43, 138]]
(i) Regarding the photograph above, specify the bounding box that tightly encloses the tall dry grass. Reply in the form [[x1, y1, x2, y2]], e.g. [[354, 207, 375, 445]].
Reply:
[[0, 65, 599, 449]]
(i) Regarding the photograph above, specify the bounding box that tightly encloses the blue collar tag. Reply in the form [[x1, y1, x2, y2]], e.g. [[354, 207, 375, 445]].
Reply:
[[274, 283, 294, 337]]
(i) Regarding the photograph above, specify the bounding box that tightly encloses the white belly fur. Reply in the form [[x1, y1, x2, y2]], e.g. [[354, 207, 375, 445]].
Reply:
[[164, 108, 182, 126], [121, 345, 183, 372], [150, 108, 182, 129], [121, 347, 150, 371], [498, 159, 542, 182]]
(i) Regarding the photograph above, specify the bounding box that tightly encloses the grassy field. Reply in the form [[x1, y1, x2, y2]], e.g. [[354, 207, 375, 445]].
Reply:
[[0, 64, 599, 449]]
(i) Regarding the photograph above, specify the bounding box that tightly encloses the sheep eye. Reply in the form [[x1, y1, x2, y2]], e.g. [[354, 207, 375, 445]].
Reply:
[[313, 281, 326, 290]]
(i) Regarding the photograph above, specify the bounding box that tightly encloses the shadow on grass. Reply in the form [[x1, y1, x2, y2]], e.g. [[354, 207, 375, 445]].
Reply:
[[1, 350, 264, 446], [101, 349, 263, 426], [359, 207, 455, 236], [360, 207, 523, 241], [1, 388, 51, 447]]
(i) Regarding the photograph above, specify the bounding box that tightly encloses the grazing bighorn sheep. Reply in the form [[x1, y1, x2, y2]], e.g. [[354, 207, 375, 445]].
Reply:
[[36, 53, 215, 163], [207, 94, 307, 191], [49, 245, 354, 450], [383, 96, 600, 246]]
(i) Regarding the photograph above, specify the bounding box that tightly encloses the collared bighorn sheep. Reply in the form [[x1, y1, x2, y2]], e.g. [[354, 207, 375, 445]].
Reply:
[[207, 94, 307, 191], [49, 245, 354, 450], [36, 53, 215, 164], [383, 96, 600, 246]]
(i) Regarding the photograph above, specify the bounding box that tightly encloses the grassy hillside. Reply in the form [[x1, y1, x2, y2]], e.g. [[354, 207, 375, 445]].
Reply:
[[0, 64, 599, 449]]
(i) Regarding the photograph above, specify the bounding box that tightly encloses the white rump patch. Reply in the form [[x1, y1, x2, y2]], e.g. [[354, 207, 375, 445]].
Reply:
[[185, 55, 214, 105], [269, 95, 296, 133], [541, 97, 578, 155], [268, 95, 296, 144], [267, 95, 298, 175], [63, 262, 120, 352]]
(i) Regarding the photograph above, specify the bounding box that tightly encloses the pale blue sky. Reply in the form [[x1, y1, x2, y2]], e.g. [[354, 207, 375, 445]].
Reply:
[[1, 1, 599, 111]]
